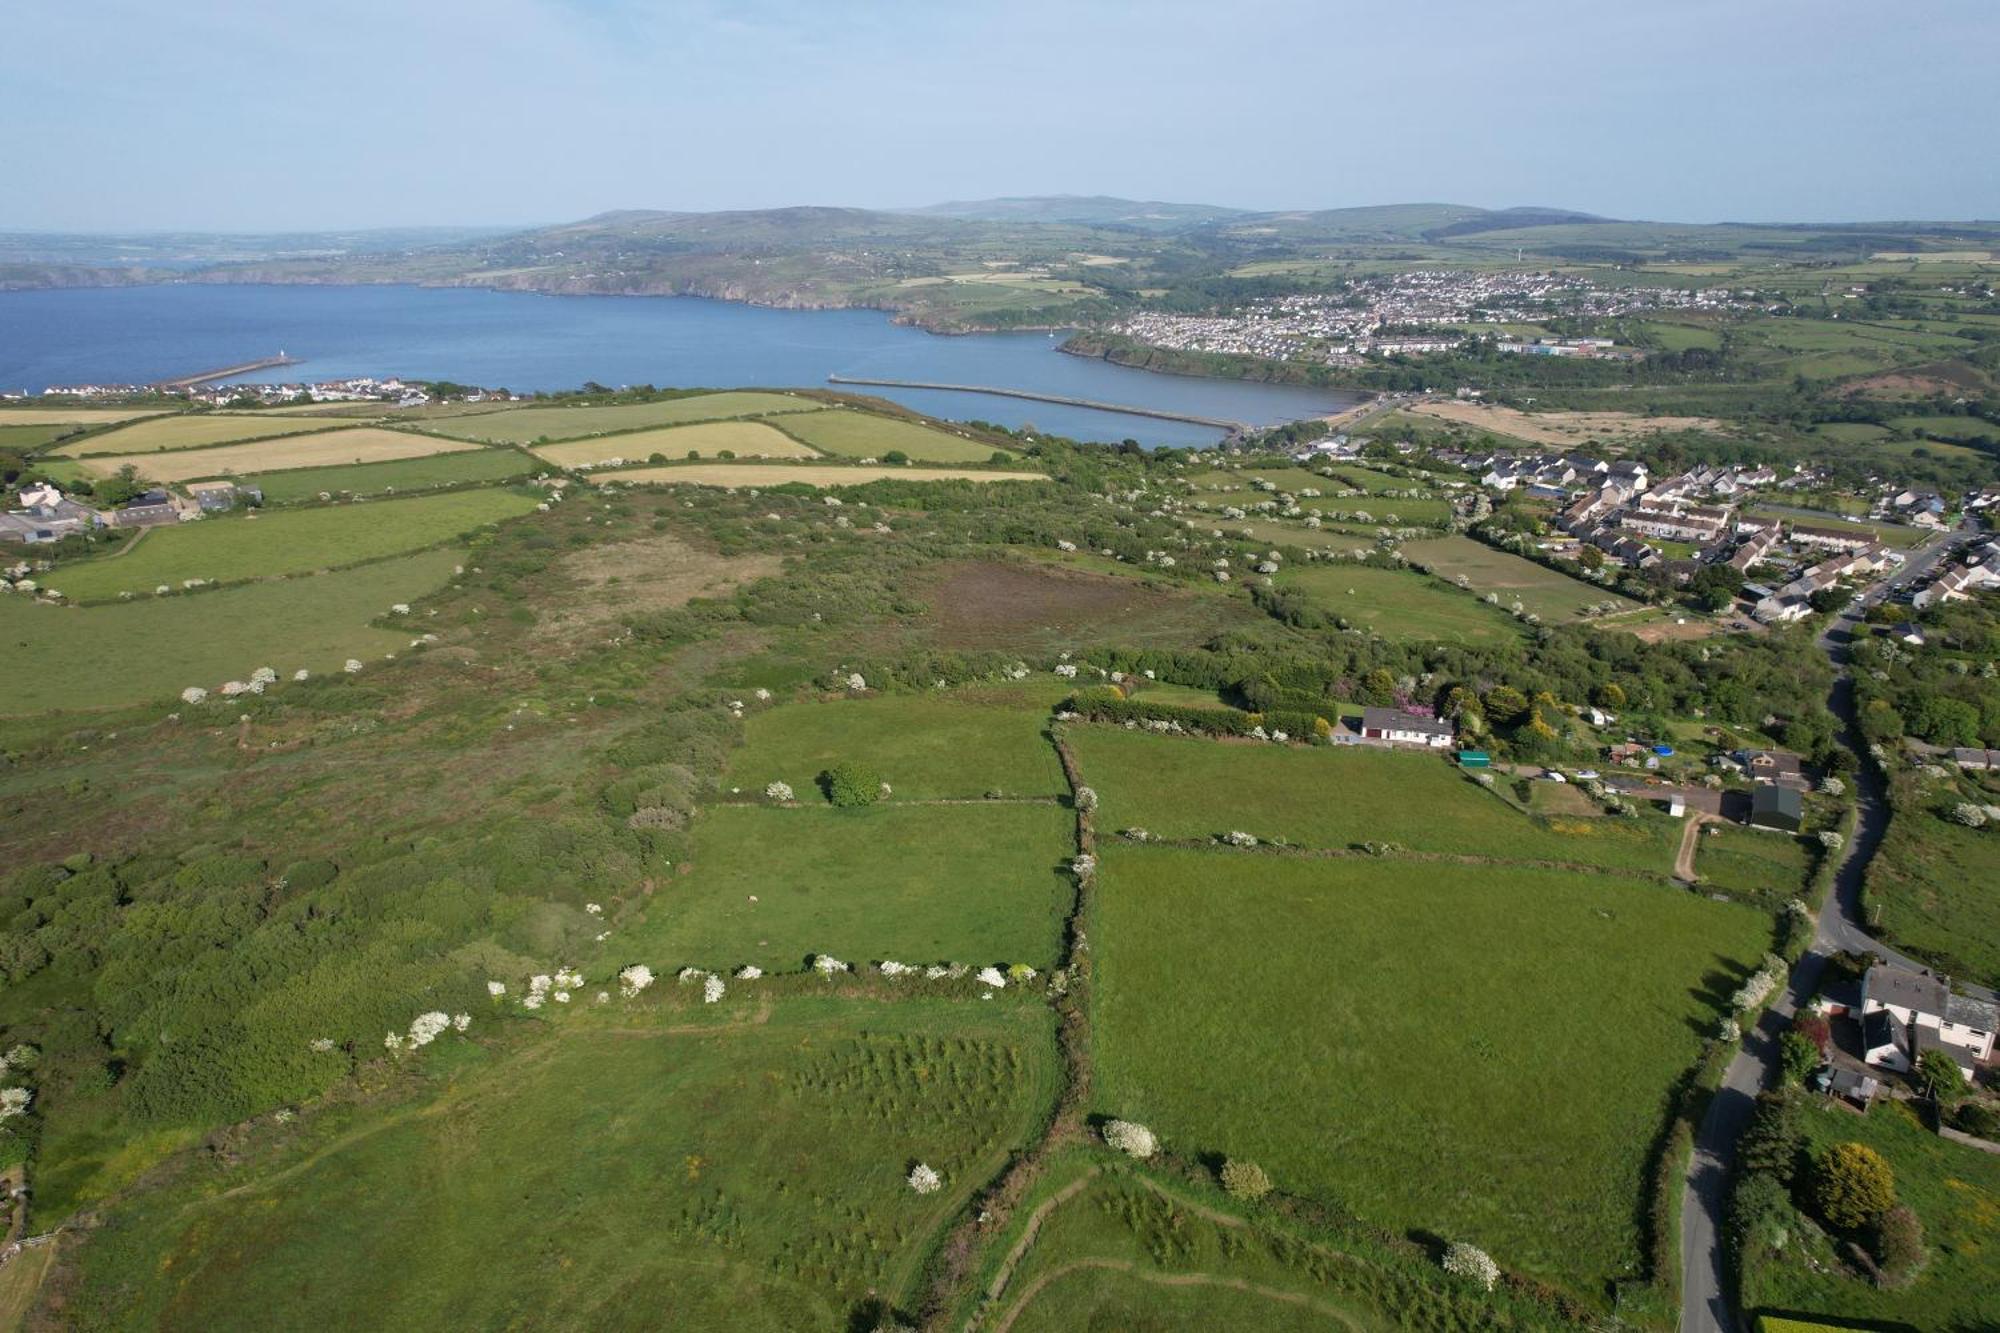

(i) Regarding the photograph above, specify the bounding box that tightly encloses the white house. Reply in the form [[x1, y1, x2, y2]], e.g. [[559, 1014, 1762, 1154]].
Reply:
[[1359, 707, 1454, 748], [1859, 963, 1997, 1080]]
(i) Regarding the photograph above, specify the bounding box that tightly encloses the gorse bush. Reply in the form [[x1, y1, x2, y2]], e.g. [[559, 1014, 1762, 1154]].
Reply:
[[820, 760, 886, 808], [1810, 1141, 1897, 1230]]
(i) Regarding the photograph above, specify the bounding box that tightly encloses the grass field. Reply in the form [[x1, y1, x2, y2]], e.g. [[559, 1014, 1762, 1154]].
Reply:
[[1740, 1098, 2000, 1332], [595, 463, 1047, 488], [49, 414, 333, 456], [1745, 507, 1932, 550], [724, 696, 1067, 801], [60, 998, 1056, 1331], [912, 559, 1260, 654], [0, 548, 463, 712], [76, 428, 483, 483], [532, 420, 820, 467], [45, 487, 535, 603], [1866, 805, 2000, 988], [250, 448, 535, 503], [1691, 824, 1813, 902], [422, 392, 828, 443], [769, 409, 1012, 463], [631, 801, 1076, 972], [1275, 564, 1524, 642], [1070, 728, 1680, 874], [1091, 846, 1769, 1300], [0, 407, 170, 425], [1403, 534, 1635, 619]]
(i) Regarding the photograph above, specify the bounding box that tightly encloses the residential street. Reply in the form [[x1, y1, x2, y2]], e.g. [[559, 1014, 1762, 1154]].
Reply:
[[1675, 528, 1966, 1333]]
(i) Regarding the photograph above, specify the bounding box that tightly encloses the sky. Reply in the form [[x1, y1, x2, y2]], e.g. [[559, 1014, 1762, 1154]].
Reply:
[[5, 0, 1997, 232]]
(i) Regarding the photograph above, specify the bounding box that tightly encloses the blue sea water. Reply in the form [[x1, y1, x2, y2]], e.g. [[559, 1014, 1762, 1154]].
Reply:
[[0, 284, 1356, 446]]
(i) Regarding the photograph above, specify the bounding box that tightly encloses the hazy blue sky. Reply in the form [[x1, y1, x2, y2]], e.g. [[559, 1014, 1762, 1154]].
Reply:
[[7, 0, 1995, 231]]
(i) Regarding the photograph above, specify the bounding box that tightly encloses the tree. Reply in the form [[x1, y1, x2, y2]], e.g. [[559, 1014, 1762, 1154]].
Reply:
[[1738, 1091, 1804, 1183], [1869, 1204, 1927, 1283], [1810, 1142, 1897, 1230], [1576, 543, 1606, 570], [1793, 1011, 1831, 1056], [1220, 1158, 1272, 1200], [1592, 681, 1626, 709], [1779, 1030, 1822, 1084], [1689, 564, 1745, 612], [1910, 696, 1980, 747], [1483, 685, 1529, 726], [1808, 585, 1853, 615], [1359, 669, 1396, 707], [1914, 1049, 1966, 1103], [819, 761, 885, 808]]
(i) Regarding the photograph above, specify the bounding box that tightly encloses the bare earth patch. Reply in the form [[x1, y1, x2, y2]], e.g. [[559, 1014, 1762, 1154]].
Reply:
[[539, 532, 781, 645], [914, 559, 1252, 652], [1407, 400, 1722, 445], [1838, 364, 1990, 400]]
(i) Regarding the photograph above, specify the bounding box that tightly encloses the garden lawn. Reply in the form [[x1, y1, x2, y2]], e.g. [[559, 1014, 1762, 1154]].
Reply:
[[50, 414, 332, 456], [1274, 565, 1524, 643], [768, 409, 1012, 463], [532, 420, 819, 467], [635, 802, 1075, 973], [45, 487, 535, 603], [1402, 535, 1636, 620], [77, 428, 483, 484], [1070, 727, 1680, 876], [1692, 825, 1813, 903], [252, 448, 534, 503], [1740, 1098, 2000, 1332], [421, 392, 827, 443], [1865, 807, 2000, 989], [0, 548, 462, 713], [1091, 847, 1770, 1302], [60, 997, 1056, 1331], [724, 696, 1066, 800]]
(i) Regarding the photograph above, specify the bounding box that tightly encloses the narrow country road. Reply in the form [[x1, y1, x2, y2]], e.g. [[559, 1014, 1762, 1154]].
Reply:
[[1675, 529, 1965, 1333]]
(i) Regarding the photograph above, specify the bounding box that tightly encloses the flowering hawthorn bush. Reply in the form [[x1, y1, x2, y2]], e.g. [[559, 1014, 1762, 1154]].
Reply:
[[907, 1163, 942, 1194], [618, 964, 656, 998], [1103, 1119, 1157, 1159], [1441, 1241, 1499, 1290], [975, 966, 1008, 989], [703, 974, 726, 1004], [765, 781, 795, 802]]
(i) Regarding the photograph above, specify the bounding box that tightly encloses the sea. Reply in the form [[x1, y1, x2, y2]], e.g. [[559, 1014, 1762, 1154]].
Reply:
[[0, 284, 1356, 446]]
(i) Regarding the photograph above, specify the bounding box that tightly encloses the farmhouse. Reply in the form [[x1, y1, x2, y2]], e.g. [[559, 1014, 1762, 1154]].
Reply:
[[1359, 707, 1454, 748], [1737, 748, 1807, 789], [1858, 963, 1997, 1080], [0, 484, 104, 544], [109, 489, 185, 528], [1748, 784, 1802, 832]]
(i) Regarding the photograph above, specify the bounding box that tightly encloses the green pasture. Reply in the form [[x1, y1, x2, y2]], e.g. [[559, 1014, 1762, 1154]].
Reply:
[[1070, 727, 1681, 875], [422, 392, 828, 444], [251, 448, 535, 503], [769, 409, 1011, 463], [45, 487, 535, 603], [1402, 534, 1634, 619], [1091, 847, 1769, 1302], [62, 998, 1056, 1331], [1690, 825, 1813, 903], [1866, 804, 2000, 989], [1740, 1099, 2000, 1332], [1274, 564, 1525, 643], [0, 548, 462, 713], [724, 696, 1066, 801], [49, 414, 332, 457], [630, 802, 1075, 973]]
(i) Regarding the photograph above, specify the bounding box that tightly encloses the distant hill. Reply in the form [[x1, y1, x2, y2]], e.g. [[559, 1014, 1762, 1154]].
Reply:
[[905, 195, 1245, 231]]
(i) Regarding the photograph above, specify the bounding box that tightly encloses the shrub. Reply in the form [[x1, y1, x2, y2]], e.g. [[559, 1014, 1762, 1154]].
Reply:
[[1810, 1141, 1897, 1230], [1739, 1090, 1804, 1183], [1219, 1158, 1272, 1200], [1441, 1241, 1499, 1290], [820, 761, 885, 808], [1868, 1203, 1927, 1284], [1779, 1031, 1822, 1084], [1914, 1048, 1967, 1103], [1727, 1169, 1796, 1266], [1102, 1119, 1157, 1159]]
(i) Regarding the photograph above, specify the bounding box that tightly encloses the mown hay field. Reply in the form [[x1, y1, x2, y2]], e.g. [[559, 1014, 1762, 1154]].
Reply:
[[0, 406, 172, 425], [1071, 727, 1681, 875], [50, 413, 334, 456], [532, 420, 819, 468], [595, 463, 1047, 488], [1275, 564, 1525, 643], [629, 802, 1076, 973], [46, 487, 536, 603], [252, 448, 535, 503], [77, 428, 484, 483], [1402, 534, 1637, 620], [770, 409, 1012, 463], [59, 998, 1057, 1331], [422, 391, 828, 443], [724, 696, 1067, 801], [1091, 847, 1768, 1300], [0, 548, 463, 712]]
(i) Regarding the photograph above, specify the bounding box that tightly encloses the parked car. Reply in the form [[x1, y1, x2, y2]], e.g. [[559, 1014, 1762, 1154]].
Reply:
[[1574, 769, 1600, 780]]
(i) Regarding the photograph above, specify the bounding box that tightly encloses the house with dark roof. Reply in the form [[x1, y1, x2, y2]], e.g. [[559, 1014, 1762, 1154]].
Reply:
[[1737, 748, 1807, 790], [1859, 963, 1997, 1079], [1358, 707, 1454, 749], [1748, 784, 1802, 832]]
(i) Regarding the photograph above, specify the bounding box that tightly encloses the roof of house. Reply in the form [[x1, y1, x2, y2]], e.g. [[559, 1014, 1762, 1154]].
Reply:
[[1863, 963, 1996, 1030], [1751, 784, 1803, 817], [1742, 749, 1804, 775], [1360, 706, 1452, 736]]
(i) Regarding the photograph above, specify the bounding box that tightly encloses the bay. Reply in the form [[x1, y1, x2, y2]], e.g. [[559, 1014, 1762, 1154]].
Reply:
[[0, 284, 1356, 446]]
